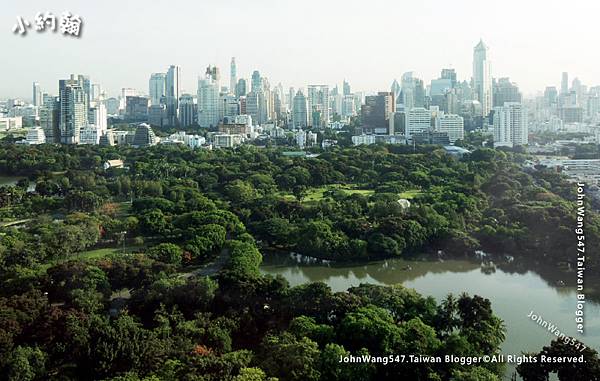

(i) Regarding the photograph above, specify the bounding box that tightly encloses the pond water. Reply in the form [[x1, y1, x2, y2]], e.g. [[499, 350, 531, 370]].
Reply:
[[0, 176, 36, 192], [260, 253, 600, 379]]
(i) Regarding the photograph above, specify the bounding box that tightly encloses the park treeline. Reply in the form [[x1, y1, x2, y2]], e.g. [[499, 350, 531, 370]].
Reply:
[[0, 143, 599, 380]]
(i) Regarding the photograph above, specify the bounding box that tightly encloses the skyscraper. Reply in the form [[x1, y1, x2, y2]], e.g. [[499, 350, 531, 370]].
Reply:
[[436, 113, 464, 143], [493, 102, 528, 147], [405, 107, 431, 140], [236, 78, 247, 98], [441, 68, 457, 88], [307, 85, 329, 128], [166, 65, 181, 126], [493, 78, 522, 107], [32, 82, 42, 107], [251, 71, 262, 93], [343, 80, 351, 96], [197, 66, 220, 128], [59, 75, 87, 144], [179, 94, 196, 127], [230, 57, 237, 95], [360, 92, 395, 135], [473, 40, 493, 116], [292, 90, 308, 129], [561, 72, 569, 95], [149, 73, 166, 105], [39, 95, 59, 143]]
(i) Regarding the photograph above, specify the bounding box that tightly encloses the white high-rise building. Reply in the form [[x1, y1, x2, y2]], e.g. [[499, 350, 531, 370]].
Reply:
[[436, 113, 464, 144], [230, 57, 237, 95], [89, 103, 108, 135], [24, 127, 46, 145], [493, 102, 528, 148], [292, 90, 308, 128], [80, 125, 101, 145], [473, 40, 493, 116], [59, 75, 87, 144], [405, 107, 431, 139], [197, 66, 220, 128], [149, 73, 166, 105]]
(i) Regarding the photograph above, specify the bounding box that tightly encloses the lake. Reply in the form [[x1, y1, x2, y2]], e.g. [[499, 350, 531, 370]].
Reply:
[[0, 176, 36, 192], [260, 252, 600, 380]]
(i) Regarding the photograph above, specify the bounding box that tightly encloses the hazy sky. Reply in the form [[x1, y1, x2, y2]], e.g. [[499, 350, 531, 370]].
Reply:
[[2, 0, 600, 99]]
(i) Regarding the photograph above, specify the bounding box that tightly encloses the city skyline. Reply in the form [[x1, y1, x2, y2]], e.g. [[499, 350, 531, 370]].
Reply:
[[2, 0, 600, 99]]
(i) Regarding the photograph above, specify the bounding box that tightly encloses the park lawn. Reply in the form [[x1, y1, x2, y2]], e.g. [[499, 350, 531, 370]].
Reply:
[[277, 184, 421, 203], [36, 246, 141, 273], [399, 189, 422, 199]]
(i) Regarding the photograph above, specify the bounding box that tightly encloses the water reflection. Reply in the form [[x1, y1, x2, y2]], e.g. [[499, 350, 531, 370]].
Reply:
[[260, 250, 600, 381]]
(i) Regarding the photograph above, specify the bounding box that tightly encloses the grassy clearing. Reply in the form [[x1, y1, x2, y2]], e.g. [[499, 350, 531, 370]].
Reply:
[[398, 190, 422, 199], [277, 184, 421, 203]]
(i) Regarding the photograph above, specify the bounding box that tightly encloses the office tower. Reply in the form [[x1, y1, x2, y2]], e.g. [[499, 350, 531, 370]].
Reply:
[[166, 65, 181, 126], [561, 72, 569, 95], [361, 92, 395, 135], [236, 78, 247, 98], [544, 87, 558, 107], [148, 104, 168, 127], [493, 102, 528, 147], [287, 87, 295, 112], [32, 82, 42, 106], [292, 90, 308, 128], [197, 66, 220, 128], [436, 113, 464, 143], [430, 75, 453, 111], [441, 68, 457, 88], [220, 94, 239, 119], [59, 74, 87, 144], [230, 57, 237, 95], [307, 85, 329, 128], [414, 79, 425, 108], [179, 94, 196, 127], [132, 123, 158, 147], [39, 95, 59, 143], [400, 73, 415, 110], [105, 98, 120, 115], [89, 103, 108, 135], [342, 95, 356, 118], [343, 80, 351, 96], [80, 75, 91, 111], [206, 65, 220, 82], [405, 107, 431, 139], [125, 96, 149, 121], [493, 78, 522, 107], [245, 92, 260, 125], [251, 71, 262, 93], [149, 73, 166, 105], [430, 78, 453, 97], [391, 79, 401, 107], [473, 40, 492, 116]]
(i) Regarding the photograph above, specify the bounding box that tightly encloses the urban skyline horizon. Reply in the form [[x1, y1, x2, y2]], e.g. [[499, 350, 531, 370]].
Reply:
[[2, 52, 595, 102]]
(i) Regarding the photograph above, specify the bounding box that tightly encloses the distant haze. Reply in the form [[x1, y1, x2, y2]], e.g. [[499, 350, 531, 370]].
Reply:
[[2, 0, 599, 99]]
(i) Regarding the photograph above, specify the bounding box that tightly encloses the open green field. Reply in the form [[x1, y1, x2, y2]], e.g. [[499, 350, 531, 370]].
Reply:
[[278, 184, 422, 203]]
